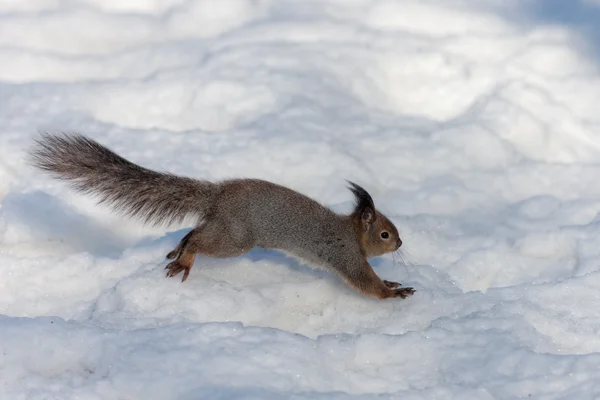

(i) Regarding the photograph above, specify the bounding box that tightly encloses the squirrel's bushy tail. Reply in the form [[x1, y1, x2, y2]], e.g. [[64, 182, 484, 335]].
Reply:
[[30, 133, 216, 226]]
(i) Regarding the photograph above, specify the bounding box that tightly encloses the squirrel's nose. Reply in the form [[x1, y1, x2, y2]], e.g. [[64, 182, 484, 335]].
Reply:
[[396, 238, 403, 248]]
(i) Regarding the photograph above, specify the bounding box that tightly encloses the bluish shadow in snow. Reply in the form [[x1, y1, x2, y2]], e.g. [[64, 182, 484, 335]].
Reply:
[[1, 191, 128, 257], [181, 386, 362, 400], [513, 0, 600, 61]]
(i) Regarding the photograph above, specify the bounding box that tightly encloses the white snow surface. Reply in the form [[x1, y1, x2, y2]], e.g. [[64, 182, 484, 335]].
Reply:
[[1, 1, 600, 399]]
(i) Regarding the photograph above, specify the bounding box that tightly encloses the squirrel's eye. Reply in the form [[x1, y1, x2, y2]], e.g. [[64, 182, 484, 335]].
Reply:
[[381, 231, 389, 239]]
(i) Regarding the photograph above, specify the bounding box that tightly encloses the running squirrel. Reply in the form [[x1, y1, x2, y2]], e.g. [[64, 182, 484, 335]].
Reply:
[[30, 133, 415, 300]]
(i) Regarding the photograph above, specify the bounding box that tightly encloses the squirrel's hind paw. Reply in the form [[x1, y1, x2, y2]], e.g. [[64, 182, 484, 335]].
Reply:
[[165, 260, 191, 282], [166, 250, 178, 259]]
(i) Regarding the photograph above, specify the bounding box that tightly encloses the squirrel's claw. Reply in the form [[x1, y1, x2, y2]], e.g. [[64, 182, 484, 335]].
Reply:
[[393, 287, 415, 299]]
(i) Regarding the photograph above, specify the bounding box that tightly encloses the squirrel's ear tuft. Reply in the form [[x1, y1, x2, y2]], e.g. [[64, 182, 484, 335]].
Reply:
[[347, 181, 376, 224]]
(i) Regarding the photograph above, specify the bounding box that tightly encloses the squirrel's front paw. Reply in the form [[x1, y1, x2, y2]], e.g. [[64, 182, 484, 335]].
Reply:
[[393, 287, 415, 299], [383, 280, 400, 289]]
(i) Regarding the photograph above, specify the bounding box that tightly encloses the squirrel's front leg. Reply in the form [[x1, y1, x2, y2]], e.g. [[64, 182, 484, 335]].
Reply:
[[339, 261, 415, 299]]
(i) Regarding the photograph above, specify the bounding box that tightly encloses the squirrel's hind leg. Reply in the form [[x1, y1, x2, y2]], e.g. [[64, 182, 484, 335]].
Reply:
[[165, 219, 255, 282], [166, 230, 194, 260], [165, 228, 203, 282]]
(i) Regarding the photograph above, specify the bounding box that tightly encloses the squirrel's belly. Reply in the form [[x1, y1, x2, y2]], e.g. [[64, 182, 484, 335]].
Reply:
[[278, 250, 332, 271]]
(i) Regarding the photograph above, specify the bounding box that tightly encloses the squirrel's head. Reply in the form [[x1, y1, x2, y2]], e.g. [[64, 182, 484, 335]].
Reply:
[[348, 182, 402, 258]]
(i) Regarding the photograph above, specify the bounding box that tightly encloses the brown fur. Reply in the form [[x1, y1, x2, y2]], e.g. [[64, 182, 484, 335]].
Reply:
[[30, 133, 415, 300]]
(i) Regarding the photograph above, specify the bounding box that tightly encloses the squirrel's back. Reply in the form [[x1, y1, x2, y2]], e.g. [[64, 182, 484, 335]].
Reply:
[[214, 179, 358, 266]]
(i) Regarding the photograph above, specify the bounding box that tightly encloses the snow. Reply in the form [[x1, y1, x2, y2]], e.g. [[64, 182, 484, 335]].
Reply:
[[1, 0, 600, 398]]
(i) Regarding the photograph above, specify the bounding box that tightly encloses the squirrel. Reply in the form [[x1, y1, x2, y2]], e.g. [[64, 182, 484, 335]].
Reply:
[[29, 133, 415, 300]]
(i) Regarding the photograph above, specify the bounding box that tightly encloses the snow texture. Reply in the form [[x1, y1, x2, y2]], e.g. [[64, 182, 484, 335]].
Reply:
[[1, 0, 600, 399]]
